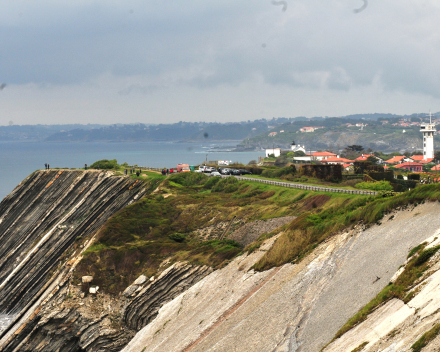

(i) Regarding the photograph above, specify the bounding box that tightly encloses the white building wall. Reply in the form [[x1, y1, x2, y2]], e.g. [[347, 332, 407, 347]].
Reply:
[[265, 148, 281, 157], [421, 123, 436, 159]]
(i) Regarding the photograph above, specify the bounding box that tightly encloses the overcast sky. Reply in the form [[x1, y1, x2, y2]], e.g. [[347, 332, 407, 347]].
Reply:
[[1, 0, 440, 125]]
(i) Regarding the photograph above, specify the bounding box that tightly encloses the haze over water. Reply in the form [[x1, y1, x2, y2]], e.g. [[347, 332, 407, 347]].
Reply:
[[0, 141, 264, 201]]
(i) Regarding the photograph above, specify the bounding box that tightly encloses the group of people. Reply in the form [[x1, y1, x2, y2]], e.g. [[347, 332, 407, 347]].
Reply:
[[44, 163, 50, 169], [125, 168, 141, 177], [161, 168, 174, 175]]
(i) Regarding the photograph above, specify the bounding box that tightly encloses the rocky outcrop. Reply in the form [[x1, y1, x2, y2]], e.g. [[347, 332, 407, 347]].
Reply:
[[323, 232, 440, 352], [227, 216, 295, 247], [0, 170, 147, 314], [0, 261, 213, 352], [0, 274, 135, 352], [121, 202, 440, 352], [124, 262, 213, 331]]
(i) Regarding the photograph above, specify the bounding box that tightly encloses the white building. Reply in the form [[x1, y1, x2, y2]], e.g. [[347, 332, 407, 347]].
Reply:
[[265, 148, 281, 157], [290, 141, 306, 153], [420, 113, 436, 159]]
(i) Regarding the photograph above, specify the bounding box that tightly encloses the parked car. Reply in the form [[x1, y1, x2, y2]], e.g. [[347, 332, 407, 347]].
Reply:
[[199, 165, 216, 173], [219, 168, 231, 175], [209, 171, 221, 177], [230, 169, 241, 176], [239, 169, 252, 175]]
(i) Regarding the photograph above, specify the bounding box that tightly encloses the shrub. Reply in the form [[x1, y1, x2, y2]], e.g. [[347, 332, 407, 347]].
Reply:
[[414, 246, 440, 266], [204, 176, 221, 189], [168, 172, 207, 187], [408, 173, 421, 181], [169, 233, 187, 242], [411, 324, 440, 352], [261, 166, 296, 179], [212, 177, 239, 193], [397, 174, 404, 179], [355, 181, 393, 191], [90, 159, 119, 170], [299, 164, 342, 182]]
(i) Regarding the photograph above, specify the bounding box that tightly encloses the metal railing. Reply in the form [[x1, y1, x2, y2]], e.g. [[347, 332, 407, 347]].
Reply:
[[221, 175, 377, 195]]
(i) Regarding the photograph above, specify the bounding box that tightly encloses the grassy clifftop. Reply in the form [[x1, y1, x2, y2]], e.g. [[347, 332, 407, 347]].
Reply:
[[254, 183, 440, 271], [74, 173, 363, 294]]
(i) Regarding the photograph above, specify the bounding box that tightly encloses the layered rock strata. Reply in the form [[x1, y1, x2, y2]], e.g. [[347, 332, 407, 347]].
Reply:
[[122, 202, 440, 352], [124, 262, 213, 331], [0, 170, 147, 319]]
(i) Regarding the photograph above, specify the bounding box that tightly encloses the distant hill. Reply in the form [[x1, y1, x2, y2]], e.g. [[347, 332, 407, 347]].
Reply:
[[237, 114, 440, 153], [2, 112, 438, 153]]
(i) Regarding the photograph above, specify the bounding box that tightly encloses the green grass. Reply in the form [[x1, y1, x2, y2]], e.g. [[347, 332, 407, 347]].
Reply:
[[411, 324, 440, 352], [355, 181, 393, 191], [74, 172, 362, 295], [254, 184, 440, 272], [351, 342, 369, 352], [245, 174, 359, 190]]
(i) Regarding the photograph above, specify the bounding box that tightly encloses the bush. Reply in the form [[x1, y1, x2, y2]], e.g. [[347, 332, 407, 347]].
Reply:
[[168, 172, 207, 187], [393, 178, 417, 190], [90, 159, 119, 170], [408, 173, 421, 181], [397, 174, 404, 180], [299, 164, 342, 182], [204, 176, 221, 189], [355, 181, 393, 191], [212, 177, 239, 193], [261, 166, 296, 179], [414, 246, 440, 266], [169, 233, 187, 242]]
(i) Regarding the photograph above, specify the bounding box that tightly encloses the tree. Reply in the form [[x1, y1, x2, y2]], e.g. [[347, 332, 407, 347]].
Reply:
[[345, 145, 364, 152], [366, 156, 378, 165], [434, 151, 440, 162], [294, 151, 306, 157]]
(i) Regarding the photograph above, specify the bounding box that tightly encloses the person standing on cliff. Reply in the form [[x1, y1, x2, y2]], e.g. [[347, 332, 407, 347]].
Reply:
[[44, 163, 47, 170]]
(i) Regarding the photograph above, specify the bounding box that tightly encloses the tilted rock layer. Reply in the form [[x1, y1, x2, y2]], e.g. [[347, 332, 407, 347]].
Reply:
[[0, 170, 147, 334], [122, 202, 440, 352]]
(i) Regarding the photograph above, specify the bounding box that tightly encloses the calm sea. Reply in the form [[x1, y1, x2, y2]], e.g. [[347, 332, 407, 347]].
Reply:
[[0, 141, 264, 201]]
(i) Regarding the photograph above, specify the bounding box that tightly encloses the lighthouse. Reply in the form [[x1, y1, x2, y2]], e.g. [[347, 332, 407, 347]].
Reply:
[[420, 112, 436, 160]]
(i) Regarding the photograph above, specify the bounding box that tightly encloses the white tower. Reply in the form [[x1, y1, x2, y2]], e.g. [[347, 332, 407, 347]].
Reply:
[[420, 112, 436, 159]]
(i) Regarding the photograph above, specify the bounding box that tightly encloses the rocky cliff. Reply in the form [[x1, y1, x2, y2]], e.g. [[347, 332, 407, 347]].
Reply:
[[3, 170, 440, 352], [121, 202, 440, 352]]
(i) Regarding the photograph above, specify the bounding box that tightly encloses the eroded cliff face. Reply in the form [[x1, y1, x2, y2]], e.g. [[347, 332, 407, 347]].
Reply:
[[323, 231, 440, 352], [0, 170, 154, 342], [121, 202, 440, 352], [4, 171, 440, 352]]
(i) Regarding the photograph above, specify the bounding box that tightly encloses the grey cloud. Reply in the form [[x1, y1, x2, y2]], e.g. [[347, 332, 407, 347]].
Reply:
[[2, 0, 440, 100]]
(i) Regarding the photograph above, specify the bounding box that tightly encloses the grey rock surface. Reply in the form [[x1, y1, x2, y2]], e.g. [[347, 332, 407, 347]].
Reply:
[[124, 262, 213, 331], [122, 202, 440, 352], [228, 216, 295, 247]]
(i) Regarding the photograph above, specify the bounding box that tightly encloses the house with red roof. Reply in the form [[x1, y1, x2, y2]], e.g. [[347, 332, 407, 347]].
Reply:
[[300, 127, 316, 133], [321, 157, 355, 165], [431, 165, 440, 171], [355, 154, 384, 163], [393, 162, 423, 172], [306, 151, 338, 161], [409, 155, 434, 164], [384, 156, 406, 164]]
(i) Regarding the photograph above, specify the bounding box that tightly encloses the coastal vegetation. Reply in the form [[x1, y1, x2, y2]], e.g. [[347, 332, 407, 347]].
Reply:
[[253, 184, 440, 271], [74, 172, 363, 294]]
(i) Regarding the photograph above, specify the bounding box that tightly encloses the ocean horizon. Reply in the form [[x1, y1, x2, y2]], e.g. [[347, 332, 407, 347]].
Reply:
[[0, 140, 264, 201]]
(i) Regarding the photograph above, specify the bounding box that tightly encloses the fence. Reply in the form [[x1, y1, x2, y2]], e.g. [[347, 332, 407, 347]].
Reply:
[[221, 175, 377, 196]]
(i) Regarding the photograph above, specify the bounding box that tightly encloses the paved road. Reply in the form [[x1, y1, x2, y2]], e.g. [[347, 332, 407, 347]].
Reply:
[[222, 175, 377, 195]]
